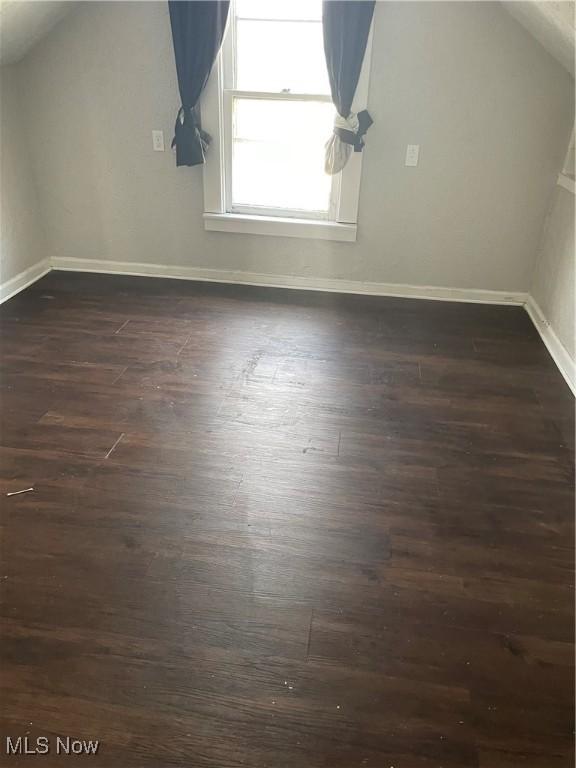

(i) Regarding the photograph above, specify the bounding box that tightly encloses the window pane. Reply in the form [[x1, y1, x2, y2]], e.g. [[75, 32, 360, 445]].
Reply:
[[236, 19, 330, 94], [232, 98, 333, 213], [236, 0, 322, 21]]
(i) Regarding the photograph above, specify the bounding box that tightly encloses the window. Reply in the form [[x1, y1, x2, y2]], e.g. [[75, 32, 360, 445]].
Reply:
[[202, 0, 372, 241], [229, 0, 334, 219]]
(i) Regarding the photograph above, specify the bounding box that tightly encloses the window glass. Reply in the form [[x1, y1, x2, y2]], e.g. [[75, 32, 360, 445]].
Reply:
[[232, 98, 333, 212], [236, 0, 322, 22], [235, 19, 330, 94]]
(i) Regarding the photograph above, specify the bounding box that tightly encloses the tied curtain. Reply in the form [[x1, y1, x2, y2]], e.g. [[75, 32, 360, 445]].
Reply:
[[168, 0, 230, 167], [322, 1, 376, 175]]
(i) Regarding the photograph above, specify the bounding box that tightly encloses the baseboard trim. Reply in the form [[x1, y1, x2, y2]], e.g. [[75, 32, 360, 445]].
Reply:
[[6, 257, 573, 394], [0, 258, 51, 305], [524, 295, 575, 395], [51, 257, 527, 306]]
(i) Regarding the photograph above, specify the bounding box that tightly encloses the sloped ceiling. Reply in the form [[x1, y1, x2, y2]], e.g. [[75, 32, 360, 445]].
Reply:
[[0, 0, 74, 66], [503, 0, 575, 76], [0, 1, 574, 75]]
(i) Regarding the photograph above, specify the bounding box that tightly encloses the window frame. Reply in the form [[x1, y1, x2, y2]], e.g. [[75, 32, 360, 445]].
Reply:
[[224, 90, 340, 221], [201, 0, 373, 241]]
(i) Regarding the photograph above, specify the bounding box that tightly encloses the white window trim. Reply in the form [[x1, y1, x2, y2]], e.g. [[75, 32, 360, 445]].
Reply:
[[201, 6, 373, 242], [204, 212, 357, 241], [224, 90, 338, 222]]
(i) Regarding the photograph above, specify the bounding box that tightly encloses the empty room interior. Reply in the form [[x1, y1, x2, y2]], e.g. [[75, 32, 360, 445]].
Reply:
[[1, 0, 575, 765]]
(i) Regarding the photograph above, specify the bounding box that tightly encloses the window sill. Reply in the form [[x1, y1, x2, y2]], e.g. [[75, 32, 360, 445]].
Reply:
[[203, 213, 357, 242]]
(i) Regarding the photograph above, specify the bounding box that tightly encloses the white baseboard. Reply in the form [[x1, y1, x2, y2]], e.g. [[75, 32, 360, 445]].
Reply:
[[5, 256, 572, 395], [0, 258, 51, 305], [524, 295, 575, 395], [51, 257, 527, 306]]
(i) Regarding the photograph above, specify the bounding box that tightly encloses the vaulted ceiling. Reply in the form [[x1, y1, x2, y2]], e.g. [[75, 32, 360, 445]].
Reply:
[[0, 0, 74, 66], [503, 0, 575, 75], [0, 0, 574, 75]]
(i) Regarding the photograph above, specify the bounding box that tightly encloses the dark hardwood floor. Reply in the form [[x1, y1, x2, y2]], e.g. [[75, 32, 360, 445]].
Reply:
[[0, 271, 573, 767]]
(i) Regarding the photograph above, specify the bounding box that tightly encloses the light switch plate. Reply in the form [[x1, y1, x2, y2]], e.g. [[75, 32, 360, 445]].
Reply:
[[405, 144, 420, 167], [152, 130, 165, 152]]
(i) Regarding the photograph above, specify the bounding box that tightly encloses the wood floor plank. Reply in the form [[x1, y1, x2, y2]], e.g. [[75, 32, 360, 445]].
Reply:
[[0, 272, 573, 767]]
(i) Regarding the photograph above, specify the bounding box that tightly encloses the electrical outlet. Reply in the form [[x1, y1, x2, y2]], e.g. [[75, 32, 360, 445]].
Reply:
[[152, 130, 165, 152], [405, 144, 420, 167]]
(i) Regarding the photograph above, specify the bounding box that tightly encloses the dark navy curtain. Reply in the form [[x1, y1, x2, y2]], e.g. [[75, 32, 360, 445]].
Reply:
[[322, 1, 375, 173], [168, 1, 230, 167]]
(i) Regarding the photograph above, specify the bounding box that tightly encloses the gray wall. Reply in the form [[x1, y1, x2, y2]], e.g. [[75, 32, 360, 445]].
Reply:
[[531, 185, 575, 360], [13, 1, 575, 291], [0, 65, 46, 285]]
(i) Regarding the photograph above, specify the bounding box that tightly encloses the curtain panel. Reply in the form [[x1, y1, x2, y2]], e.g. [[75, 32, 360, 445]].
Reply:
[[323, 0, 375, 175], [168, 0, 230, 167]]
